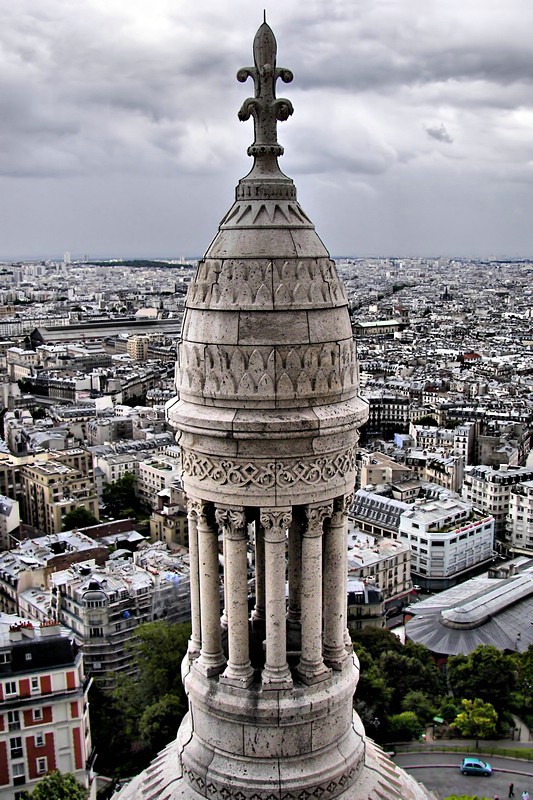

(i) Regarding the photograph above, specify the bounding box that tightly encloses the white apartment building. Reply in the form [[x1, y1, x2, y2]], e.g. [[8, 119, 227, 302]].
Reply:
[[399, 497, 495, 590], [463, 464, 533, 536], [506, 480, 533, 556], [346, 521, 412, 610], [0, 498, 19, 550], [137, 457, 181, 509]]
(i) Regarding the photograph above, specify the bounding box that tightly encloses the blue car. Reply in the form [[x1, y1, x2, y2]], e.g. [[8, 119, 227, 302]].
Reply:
[[460, 757, 492, 776]]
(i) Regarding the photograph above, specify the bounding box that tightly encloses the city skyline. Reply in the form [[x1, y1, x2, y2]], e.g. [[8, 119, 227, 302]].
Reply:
[[1, 0, 533, 261]]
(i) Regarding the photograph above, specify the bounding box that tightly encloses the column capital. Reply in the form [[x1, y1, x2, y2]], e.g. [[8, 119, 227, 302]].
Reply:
[[304, 503, 333, 536], [215, 505, 246, 540], [331, 494, 353, 525], [187, 498, 210, 523], [260, 508, 291, 543]]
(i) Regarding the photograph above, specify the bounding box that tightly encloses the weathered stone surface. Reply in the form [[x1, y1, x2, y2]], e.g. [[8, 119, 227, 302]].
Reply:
[[117, 18, 434, 800]]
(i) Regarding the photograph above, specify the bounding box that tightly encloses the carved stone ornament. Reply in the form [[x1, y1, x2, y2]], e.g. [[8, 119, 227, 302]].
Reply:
[[187, 258, 347, 311], [182, 448, 356, 490], [214, 506, 246, 537], [186, 498, 209, 523], [305, 503, 333, 535], [177, 340, 357, 401], [260, 508, 292, 536], [237, 18, 293, 158]]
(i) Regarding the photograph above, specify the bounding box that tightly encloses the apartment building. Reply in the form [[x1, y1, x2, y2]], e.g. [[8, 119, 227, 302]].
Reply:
[[20, 458, 98, 536], [137, 456, 181, 509], [506, 480, 533, 556], [399, 497, 495, 590], [346, 522, 412, 612], [0, 616, 91, 799], [462, 464, 533, 536], [48, 555, 191, 688], [149, 484, 188, 549], [0, 498, 20, 550]]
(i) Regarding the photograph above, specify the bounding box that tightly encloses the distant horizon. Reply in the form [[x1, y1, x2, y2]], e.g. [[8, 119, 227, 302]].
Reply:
[[1, 3, 533, 262], [2, 252, 533, 265]]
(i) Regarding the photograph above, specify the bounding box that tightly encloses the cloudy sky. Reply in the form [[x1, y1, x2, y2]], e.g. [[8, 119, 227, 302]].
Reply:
[[1, 0, 532, 261]]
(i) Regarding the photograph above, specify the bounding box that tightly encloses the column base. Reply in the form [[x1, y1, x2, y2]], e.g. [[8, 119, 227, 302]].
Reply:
[[187, 644, 201, 661], [323, 647, 350, 671], [295, 659, 331, 685], [220, 662, 254, 688], [261, 664, 293, 691], [194, 653, 226, 678]]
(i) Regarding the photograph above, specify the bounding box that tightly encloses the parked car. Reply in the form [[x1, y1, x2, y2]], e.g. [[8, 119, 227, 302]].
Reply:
[[460, 757, 492, 776]]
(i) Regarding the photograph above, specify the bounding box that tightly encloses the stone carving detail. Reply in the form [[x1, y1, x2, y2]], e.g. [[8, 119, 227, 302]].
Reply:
[[260, 509, 292, 535], [182, 762, 358, 800], [187, 258, 347, 310], [181, 448, 356, 490], [215, 506, 246, 534], [177, 340, 357, 400], [305, 503, 333, 535]]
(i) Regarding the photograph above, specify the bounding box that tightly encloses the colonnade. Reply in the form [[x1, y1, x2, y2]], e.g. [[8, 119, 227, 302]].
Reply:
[[186, 496, 352, 689]]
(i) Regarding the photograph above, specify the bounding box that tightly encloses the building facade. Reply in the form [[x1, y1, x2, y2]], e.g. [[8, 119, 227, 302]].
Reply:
[[0, 617, 91, 799]]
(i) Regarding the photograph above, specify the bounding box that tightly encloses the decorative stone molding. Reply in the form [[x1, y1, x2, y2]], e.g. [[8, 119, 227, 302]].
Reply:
[[215, 506, 247, 539], [304, 503, 333, 535], [181, 762, 358, 800], [260, 508, 292, 542], [187, 258, 347, 310], [177, 340, 357, 401], [181, 449, 356, 491]]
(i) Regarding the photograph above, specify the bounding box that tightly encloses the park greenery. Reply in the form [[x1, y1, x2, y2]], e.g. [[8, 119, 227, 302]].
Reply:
[[89, 620, 190, 777], [87, 623, 533, 778], [62, 507, 100, 531], [351, 628, 533, 744], [102, 471, 151, 522], [21, 770, 88, 799]]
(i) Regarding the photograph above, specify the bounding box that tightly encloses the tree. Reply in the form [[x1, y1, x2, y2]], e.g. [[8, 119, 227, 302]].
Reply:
[[451, 698, 498, 740], [416, 415, 439, 427], [447, 645, 516, 715], [386, 711, 422, 742], [102, 471, 148, 519], [401, 690, 435, 724], [89, 622, 191, 777], [23, 770, 88, 799], [62, 507, 99, 531]]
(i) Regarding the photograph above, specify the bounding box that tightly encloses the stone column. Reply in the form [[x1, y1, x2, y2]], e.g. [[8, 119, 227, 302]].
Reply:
[[186, 498, 202, 659], [251, 514, 265, 627], [323, 496, 349, 670], [343, 494, 354, 651], [296, 503, 332, 685], [261, 508, 292, 690], [195, 502, 226, 677], [286, 508, 303, 652], [216, 506, 254, 688]]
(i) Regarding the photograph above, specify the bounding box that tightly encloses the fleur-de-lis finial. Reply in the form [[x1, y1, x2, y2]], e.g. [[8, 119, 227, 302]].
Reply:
[[237, 20, 293, 160]]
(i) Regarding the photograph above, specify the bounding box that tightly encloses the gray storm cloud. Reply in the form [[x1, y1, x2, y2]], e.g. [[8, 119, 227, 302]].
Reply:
[[0, 0, 532, 258]]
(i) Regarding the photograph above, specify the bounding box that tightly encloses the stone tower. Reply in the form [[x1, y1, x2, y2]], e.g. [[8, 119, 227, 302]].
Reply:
[[117, 21, 434, 800]]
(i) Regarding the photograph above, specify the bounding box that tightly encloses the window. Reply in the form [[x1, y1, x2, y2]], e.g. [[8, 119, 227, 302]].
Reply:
[[7, 711, 20, 731], [5, 681, 17, 696], [31, 677, 39, 694], [12, 762, 25, 787], [10, 737, 23, 759], [0, 652, 10, 664], [25, 653, 32, 662], [35, 733, 45, 748], [90, 627, 104, 639], [33, 708, 43, 722], [37, 757, 47, 775]]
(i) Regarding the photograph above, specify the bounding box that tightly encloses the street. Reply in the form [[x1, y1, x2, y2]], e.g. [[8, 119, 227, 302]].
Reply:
[[393, 752, 533, 799]]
